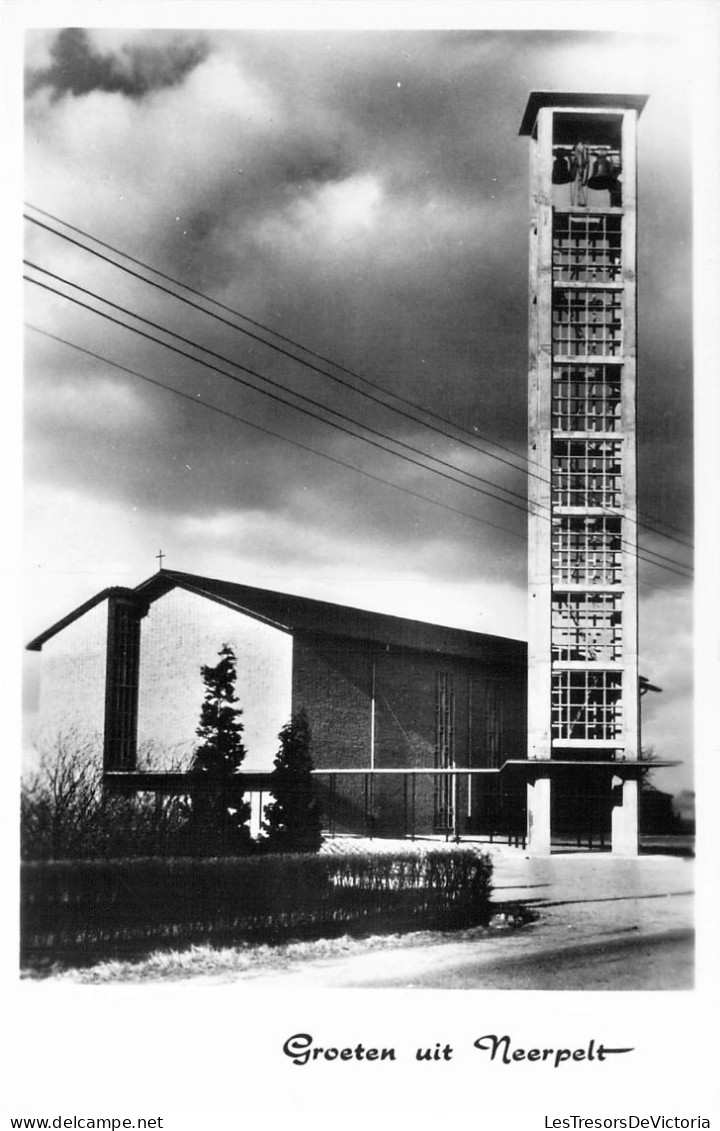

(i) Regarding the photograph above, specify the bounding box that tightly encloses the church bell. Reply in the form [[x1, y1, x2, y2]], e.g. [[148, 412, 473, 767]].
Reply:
[[587, 153, 617, 190], [552, 149, 573, 184]]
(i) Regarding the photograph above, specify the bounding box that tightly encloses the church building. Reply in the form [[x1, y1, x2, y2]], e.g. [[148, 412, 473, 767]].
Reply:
[[27, 568, 528, 841], [27, 90, 658, 855]]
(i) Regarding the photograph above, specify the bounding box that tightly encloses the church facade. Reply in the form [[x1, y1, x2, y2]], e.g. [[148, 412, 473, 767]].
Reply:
[[27, 568, 528, 840]]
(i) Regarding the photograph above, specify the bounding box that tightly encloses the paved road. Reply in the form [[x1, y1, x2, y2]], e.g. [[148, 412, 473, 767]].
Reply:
[[297, 925, 694, 990], [229, 852, 694, 990]]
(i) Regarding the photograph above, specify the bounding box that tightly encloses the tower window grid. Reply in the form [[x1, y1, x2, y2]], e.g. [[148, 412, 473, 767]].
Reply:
[[551, 516, 623, 587], [552, 212, 622, 284], [552, 288, 623, 357], [550, 200, 626, 751], [552, 364, 622, 433], [551, 439, 623, 510], [551, 669, 623, 743], [551, 591, 623, 663]]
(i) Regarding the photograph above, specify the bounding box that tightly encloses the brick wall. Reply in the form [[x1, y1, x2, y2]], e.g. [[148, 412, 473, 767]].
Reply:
[[293, 634, 526, 836]]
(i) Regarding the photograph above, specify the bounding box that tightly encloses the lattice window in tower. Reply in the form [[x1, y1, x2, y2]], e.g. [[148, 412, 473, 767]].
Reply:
[[552, 440, 622, 509], [553, 289, 623, 357], [551, 592, 623, 663], [551, 670, 623, 742], [552, 364, 622, 433], [552, 516, 622, 586], [552, 212, 622, 284]]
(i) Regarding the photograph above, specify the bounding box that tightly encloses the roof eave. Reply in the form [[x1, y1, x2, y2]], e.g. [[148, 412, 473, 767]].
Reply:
[[26, 587, 135, 651], [519, 90, 649, 136]]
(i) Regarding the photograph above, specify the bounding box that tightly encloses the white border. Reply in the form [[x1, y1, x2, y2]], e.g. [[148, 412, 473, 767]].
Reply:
[[3, 2, 719, 1123]]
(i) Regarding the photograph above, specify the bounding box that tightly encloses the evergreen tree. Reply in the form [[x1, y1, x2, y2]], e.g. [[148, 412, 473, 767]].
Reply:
[[189, 644, 251, 854], [263, 709, 323, 854]]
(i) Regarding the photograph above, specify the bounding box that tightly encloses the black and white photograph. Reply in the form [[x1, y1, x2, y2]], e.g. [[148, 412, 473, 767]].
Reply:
[[4, 0, 719, 1123]]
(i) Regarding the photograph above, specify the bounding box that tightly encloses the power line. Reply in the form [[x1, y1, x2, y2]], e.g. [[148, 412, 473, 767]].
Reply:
[[19, 246, 536, 514], [26, 210, 532, 483], [23, 260, 537, 517], [25, 271, 537, 526], [25, 203, 531, 478], [24, 203, 693, 550], [24, 270, 694, 583], [25, 323, 527, 543], [25, 322, 690, 602], [24, 266, 694, 581]]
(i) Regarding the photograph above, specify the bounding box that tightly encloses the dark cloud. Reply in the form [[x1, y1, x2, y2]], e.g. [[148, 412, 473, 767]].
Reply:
[[22, 28, 699, 793], [26, 28, 209, 100], [23, 29, 695, 630]]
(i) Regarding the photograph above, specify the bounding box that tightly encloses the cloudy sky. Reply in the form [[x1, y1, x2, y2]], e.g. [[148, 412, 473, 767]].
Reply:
[[21, 21, 697, 791]]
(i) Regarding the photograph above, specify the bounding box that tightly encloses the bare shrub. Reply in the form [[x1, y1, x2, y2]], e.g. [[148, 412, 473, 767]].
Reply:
[[21, 729, 192, 860]]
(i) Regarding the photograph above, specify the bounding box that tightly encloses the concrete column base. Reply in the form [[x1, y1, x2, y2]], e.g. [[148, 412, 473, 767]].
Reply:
[[611, 776, 639, 856], [527, 773, 551, 855]]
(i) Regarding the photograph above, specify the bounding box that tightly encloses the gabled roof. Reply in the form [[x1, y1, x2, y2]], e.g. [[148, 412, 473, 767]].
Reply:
[[27, 568, 526, 665], [26, 587, 136, 651]]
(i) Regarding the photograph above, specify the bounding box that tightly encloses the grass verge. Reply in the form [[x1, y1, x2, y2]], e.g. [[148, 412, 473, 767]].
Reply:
[[24, 910, 534, 984]]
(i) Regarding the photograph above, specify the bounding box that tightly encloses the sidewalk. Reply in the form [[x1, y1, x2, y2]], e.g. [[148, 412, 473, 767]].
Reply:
[[490, 849, 694, 907]]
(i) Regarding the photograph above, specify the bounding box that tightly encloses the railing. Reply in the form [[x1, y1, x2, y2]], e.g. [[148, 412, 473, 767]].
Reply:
[[311, 768, 527, 848]]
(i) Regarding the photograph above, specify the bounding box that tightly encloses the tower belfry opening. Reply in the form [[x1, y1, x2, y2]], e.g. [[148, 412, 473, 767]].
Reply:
[[520, 91, 648, 854]]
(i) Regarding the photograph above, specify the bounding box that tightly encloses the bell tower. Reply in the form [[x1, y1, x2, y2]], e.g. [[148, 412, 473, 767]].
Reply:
[[519, 92, 648, 854]]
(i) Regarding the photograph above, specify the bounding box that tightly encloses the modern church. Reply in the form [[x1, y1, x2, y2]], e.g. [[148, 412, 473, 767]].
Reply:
[[27, 92, 655, 855]]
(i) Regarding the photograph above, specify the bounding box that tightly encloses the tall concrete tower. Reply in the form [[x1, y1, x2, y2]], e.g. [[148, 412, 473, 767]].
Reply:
[[520, 92, 648, 854]]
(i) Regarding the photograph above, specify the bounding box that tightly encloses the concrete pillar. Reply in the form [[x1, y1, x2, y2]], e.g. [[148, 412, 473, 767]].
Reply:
[[527, 106, 554, 765], [527, 774, 551, 855], [611, 776, 639, 856]]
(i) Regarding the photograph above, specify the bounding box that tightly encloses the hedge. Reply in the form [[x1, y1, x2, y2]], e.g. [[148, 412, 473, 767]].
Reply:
[[21, 850, 493, 966]]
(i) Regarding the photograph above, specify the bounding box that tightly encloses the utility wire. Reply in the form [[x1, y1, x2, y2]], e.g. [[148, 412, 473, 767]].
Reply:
[[24, 260, 537, 517], [25, 323, 527, 542], [25, 271, 537, 525], [26, 210, 530, 480], [24, 270, 694, 583], [24, 265, 693, 581], [25, 321, 691, 601], [25, 257, 691, 579], [25, 322, 688, 600], [24, 203, 693, 550], [25, 203, 531, 477], [26, 262, 691, 579]]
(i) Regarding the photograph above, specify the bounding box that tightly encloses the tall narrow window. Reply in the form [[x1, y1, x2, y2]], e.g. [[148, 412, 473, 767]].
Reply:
[[104, 597, 144, 771], [434, 672, 455, 827], [485, 678, 503, 767]]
